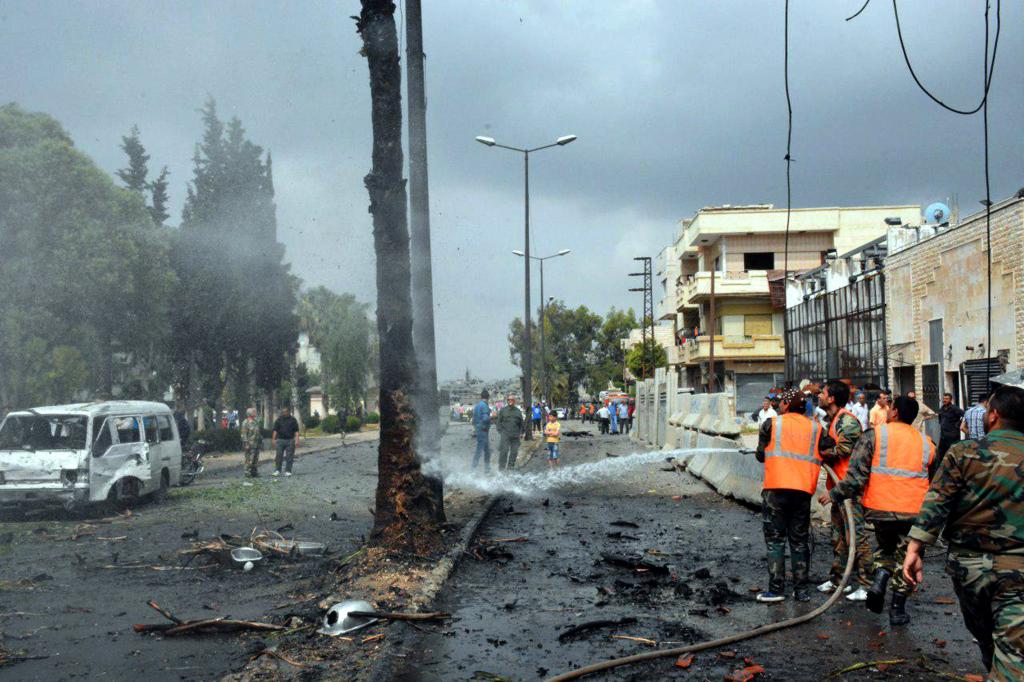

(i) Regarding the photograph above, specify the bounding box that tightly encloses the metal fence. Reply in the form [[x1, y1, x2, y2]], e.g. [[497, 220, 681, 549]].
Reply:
[[785, 273, 887, 387]]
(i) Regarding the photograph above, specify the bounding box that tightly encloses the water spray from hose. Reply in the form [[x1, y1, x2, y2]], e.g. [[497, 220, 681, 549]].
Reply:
[[424, 447, 738, 498]]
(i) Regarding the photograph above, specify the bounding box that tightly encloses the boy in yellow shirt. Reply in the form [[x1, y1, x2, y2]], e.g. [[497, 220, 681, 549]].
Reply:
[[544, 412, 561, 469]]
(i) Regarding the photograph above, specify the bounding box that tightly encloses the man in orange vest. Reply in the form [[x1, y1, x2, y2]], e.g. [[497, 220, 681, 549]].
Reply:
[[830, 395, 937, 625], [754, 387, 827, 603], [817, 379, 872, 601]]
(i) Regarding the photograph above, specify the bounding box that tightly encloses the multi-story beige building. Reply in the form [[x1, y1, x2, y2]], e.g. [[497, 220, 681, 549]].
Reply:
[[885, 194, 1023, 409], [664, 203, 920, 414]]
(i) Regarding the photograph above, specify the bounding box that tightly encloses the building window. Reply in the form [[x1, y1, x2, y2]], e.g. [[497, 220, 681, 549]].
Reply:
[[743, 252, 774, 271], [744, 314, 773, 336]]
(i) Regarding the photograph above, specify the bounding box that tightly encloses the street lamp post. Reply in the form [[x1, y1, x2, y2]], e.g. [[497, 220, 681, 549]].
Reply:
[[477, 134, 576, 438], [514, 249, 571, 405]]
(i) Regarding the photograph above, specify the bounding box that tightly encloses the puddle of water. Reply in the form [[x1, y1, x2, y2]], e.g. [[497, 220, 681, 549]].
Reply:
[[423, 448, 736, 498]]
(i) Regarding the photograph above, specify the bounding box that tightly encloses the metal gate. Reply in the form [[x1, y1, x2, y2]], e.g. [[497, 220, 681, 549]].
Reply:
[[962, 358, 1003, 404], [735, 373, 783, 418], [922, 364, 941, 411]]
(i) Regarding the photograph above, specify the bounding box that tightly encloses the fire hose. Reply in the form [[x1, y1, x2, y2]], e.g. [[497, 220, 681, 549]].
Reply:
[[546, 463, 855, 682]]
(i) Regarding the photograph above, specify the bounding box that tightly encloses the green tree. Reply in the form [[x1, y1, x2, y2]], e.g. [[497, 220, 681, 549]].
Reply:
[[149, 166, 170, 224], [586, 307, 637, 394], [625, 338, 668, 380], [299, 287, 373, 415], [116, 125, 149, 193], [508, 302, 602, 405], [0, 104, 175, 406], [172, 98, 298, 418]]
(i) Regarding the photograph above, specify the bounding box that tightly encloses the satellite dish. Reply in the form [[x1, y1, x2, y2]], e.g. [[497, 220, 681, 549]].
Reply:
[[924, 202, 951, 225]]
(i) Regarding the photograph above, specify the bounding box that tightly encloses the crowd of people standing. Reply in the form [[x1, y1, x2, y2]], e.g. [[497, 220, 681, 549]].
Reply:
[[749, 377, 1024, 681]]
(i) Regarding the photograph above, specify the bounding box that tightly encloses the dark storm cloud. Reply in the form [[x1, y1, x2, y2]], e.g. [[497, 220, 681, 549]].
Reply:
[[2, 0, 1020, 379]]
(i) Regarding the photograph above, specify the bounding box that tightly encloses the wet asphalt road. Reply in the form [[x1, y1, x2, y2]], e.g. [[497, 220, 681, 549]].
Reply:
[[387, 422, 985, 681], [0, 428, 481, 682]]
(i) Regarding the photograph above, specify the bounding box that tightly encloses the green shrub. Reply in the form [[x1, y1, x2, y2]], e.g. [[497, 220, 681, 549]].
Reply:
[[345, 416, 362, 432], [363, 411, 380, 424], [304, 413, 321, 429], [321, 415, 342, 433], [192, 428, 242, 452]]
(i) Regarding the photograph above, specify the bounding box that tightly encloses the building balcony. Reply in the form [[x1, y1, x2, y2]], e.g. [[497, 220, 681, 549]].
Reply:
[[666, 344, 686, 366], [676, 270, 770, 309], [679, 334, 784, 364], [655, 295, 678, 321]]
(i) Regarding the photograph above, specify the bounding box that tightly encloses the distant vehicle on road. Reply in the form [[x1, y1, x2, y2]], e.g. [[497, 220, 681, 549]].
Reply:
[[0, 401, 182, 511]]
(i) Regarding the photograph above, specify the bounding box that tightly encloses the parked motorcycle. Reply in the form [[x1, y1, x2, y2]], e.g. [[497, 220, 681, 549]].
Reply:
[[179, 438, 207, 486]]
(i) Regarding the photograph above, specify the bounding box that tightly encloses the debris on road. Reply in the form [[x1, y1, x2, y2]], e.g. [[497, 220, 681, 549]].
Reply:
[[611, 634, 656, 646], [250, 647, 309, 669], [317, 600, 380, 636], [600, 553, 670, 575], [826, 659, 907, 677], [348, 610, 450, 622], [132, 600, 284, 636], [557, 617, 638, 642]]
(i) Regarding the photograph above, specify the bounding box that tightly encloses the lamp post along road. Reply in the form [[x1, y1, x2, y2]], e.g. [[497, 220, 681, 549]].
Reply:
[[514, 248, 571, 405], [476, 134, 576, 437]]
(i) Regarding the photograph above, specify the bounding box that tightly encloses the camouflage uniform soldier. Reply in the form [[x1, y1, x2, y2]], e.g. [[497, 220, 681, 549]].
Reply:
[[904, 386, 1024, 682], [831, 395, 937, 625], [240, 407, 262, 478], [817, 380, 873, 601]]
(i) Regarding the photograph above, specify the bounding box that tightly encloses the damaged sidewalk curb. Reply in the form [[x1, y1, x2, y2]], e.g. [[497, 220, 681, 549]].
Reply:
[[366, 437, 544, 681]]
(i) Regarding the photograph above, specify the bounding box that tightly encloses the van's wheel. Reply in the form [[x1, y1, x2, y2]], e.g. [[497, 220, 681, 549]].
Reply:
[[151, 470, 170, 503], [107, 478, 140, 509]]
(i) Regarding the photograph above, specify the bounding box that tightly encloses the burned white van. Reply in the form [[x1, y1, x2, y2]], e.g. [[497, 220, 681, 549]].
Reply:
[[0, 401, 182, 510]]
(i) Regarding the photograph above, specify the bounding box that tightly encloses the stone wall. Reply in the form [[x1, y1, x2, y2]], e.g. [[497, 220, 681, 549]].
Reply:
[[885, 197, 1023, 395]]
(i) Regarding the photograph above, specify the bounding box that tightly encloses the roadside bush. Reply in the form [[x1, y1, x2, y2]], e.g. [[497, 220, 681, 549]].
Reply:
[[321, 415, 342, 433], [345, 416, 362, 432], [192, 428, 242, 453], [304, 413, 321, 429], [363, 411, 379, 424]]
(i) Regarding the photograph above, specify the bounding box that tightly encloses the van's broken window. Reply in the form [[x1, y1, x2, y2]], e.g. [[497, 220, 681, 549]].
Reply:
[[0, 414, 88, 451], [114, 417, 141, 444]]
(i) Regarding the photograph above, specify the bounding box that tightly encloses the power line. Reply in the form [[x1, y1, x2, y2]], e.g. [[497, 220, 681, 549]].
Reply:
[[782, 0, 793, 383], [845, 0, 871, 22], [852, 0, 1000, 391], [891, 0, 1001, 116]]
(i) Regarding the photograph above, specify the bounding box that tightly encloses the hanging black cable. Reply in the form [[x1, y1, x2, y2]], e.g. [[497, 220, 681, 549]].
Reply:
[[892, 0, 1000, 115], [845, 0, 872, 22], [781, 0, 793, 383], [982, 6, 993, 391], [883, 0, 999, 392]]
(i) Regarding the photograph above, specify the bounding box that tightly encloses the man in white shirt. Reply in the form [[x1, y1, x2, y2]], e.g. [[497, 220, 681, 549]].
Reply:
[[757, 398, 778, 426], [596, 404, 611, 434], [849, 391, 869, 430]]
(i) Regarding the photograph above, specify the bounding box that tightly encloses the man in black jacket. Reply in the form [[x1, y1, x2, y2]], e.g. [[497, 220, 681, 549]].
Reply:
[[272, 407, 301, 477]]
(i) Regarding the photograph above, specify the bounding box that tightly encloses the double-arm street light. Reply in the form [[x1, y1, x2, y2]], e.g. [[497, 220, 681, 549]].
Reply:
[[476, 133, 577, 437], [513, 249, 571, 405]]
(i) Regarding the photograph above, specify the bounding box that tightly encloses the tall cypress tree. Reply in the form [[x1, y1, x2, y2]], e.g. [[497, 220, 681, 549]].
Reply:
[[116, 125, 149, 193], [172, 98, 297, 418], [149, 166, 170, 224]]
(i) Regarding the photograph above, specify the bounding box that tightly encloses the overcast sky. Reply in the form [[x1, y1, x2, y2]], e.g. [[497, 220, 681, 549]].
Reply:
[[3, 1, 1021, 381]]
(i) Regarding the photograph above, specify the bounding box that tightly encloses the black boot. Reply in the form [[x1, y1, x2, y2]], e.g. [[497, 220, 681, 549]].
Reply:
[[889, 593, 911, 626], [866, 568, 891, 614]]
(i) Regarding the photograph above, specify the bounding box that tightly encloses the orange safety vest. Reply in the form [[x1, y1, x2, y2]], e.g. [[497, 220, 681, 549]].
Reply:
[[764, 413, 822, 494], [862, 422, 936, 514], [826, 408, 861, 489]]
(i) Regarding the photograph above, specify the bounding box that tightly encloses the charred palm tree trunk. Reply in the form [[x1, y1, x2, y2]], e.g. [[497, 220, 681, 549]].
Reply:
[[357, 0, 443, 554]]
